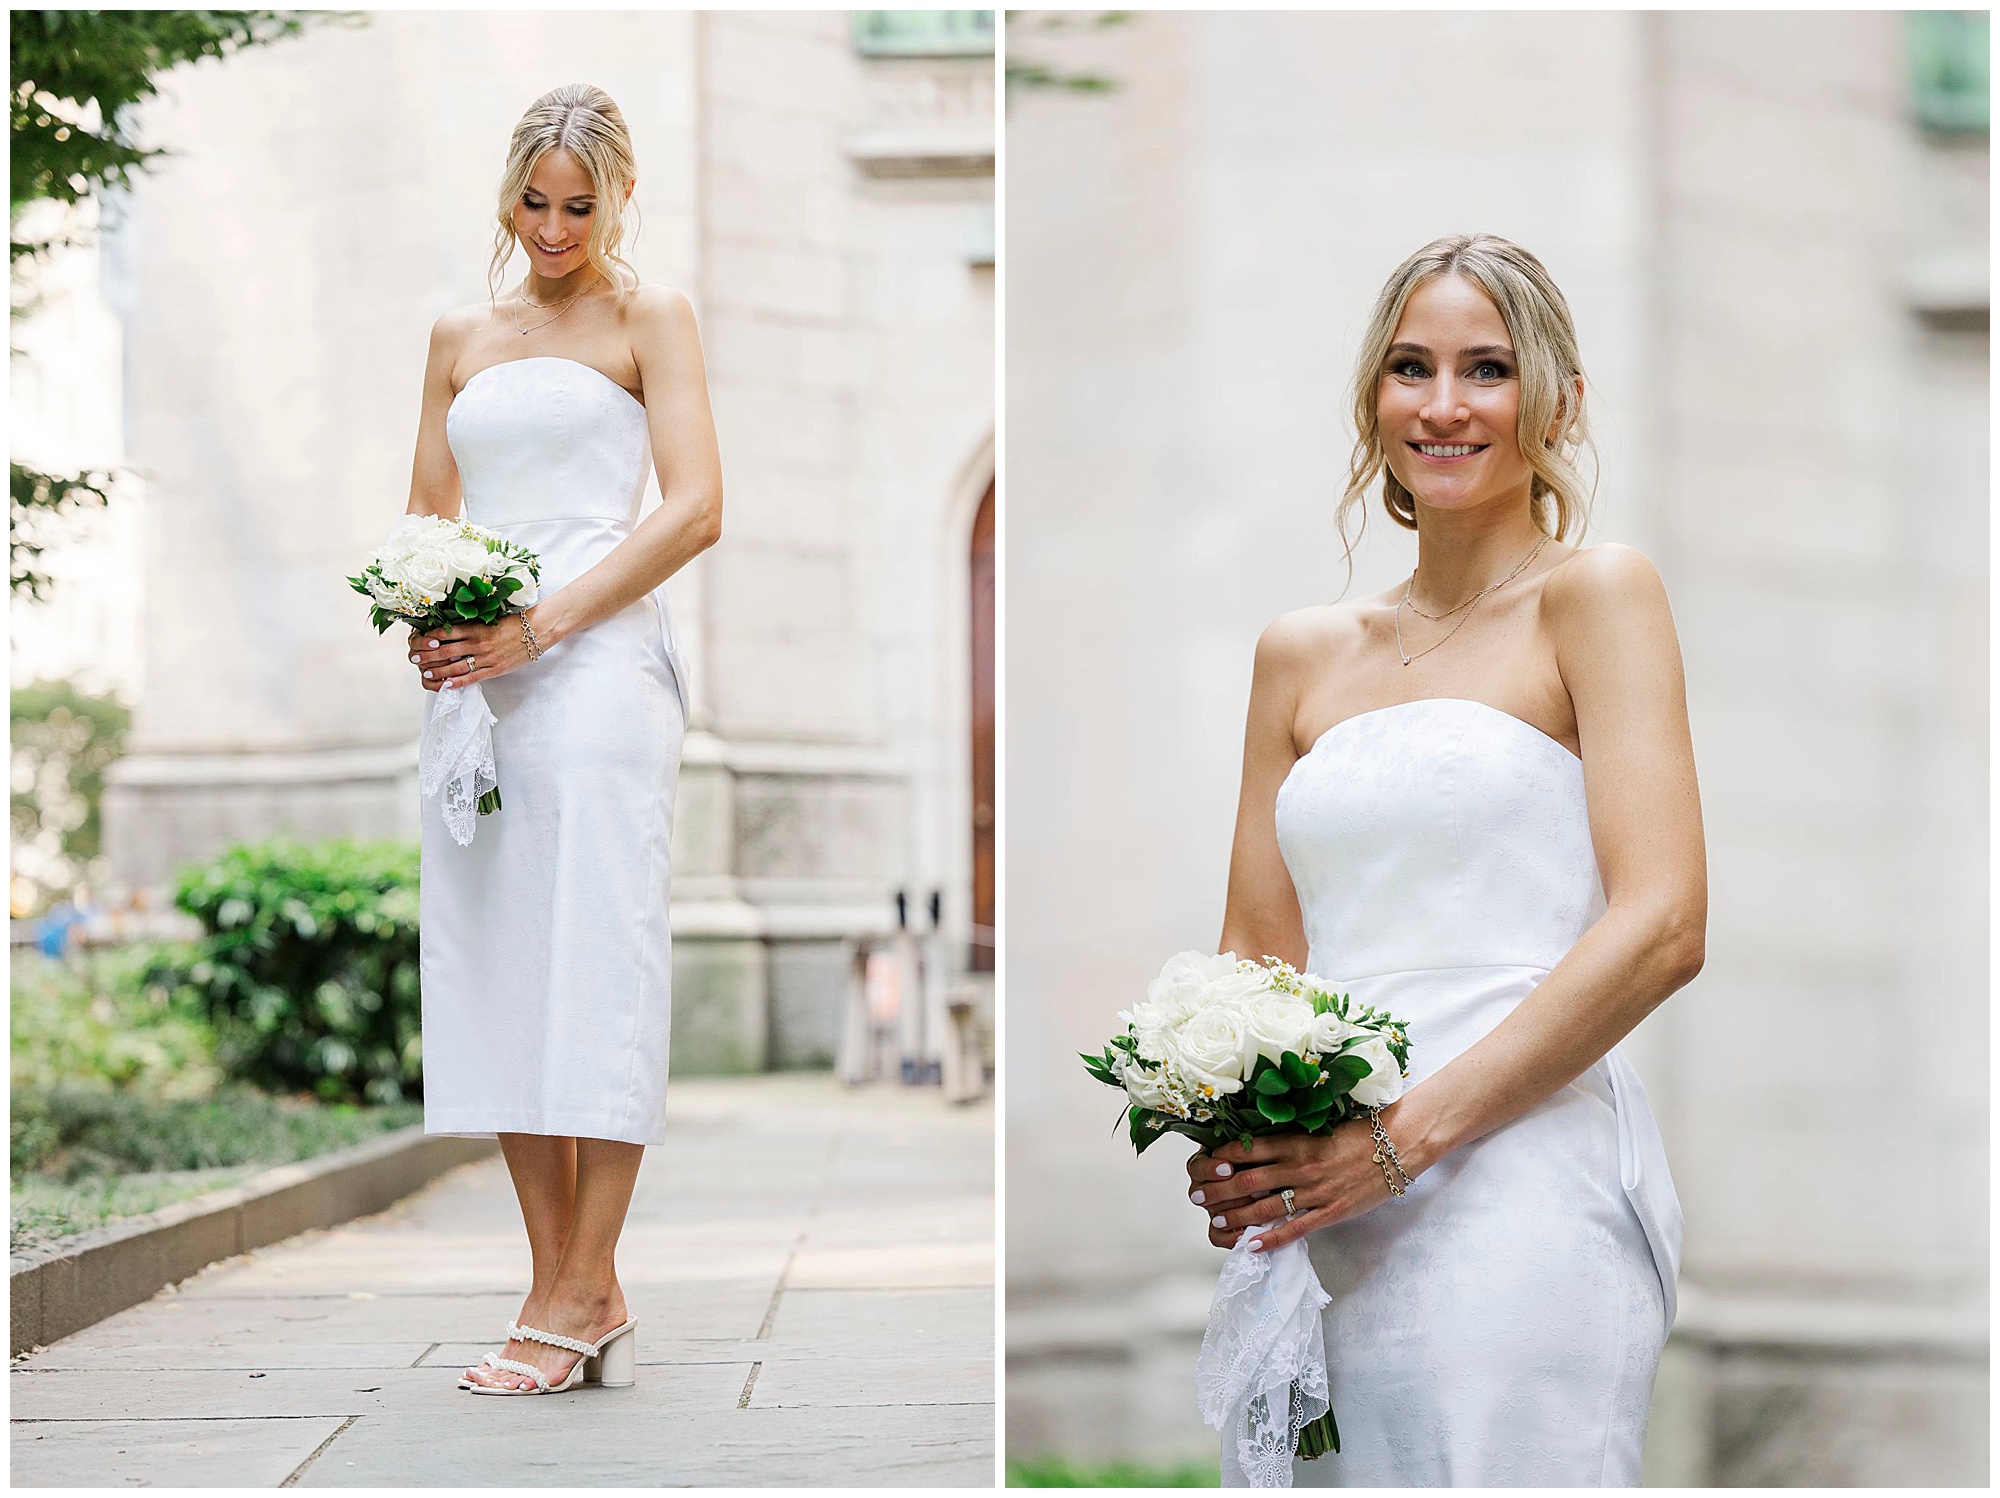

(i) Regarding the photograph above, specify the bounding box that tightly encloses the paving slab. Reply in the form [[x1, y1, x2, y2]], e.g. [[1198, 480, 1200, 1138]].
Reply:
[[13, 1415, 351, 1488], [11, 1076, 994, 1487], [290, 1401, 996, 1487]]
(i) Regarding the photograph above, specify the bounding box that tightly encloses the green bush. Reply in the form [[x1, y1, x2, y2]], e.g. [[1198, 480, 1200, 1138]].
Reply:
[[10, 946, 221, 1099], [1007, 1456, 1219, 1487], [11, 1081, 422, 1182], [165, 838, 423, 1104]]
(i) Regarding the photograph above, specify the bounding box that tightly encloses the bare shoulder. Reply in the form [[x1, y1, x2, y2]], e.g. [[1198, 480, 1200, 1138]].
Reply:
[[1541, 541, 1673, 629], [1254, 601, 1365, 685], [619, 282, 699, 336], [430, 299, 493, 347], [424, 301, 494, 378]]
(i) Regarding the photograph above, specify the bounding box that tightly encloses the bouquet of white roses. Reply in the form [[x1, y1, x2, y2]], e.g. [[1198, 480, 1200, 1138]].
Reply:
[[349, 515, 543, 844], [1083, 952, 1412, 1485]]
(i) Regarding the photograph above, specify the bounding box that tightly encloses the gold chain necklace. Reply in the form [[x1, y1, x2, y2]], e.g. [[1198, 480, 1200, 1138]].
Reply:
[[509, 271, 600, 337], [1393, 533, 1551, 668]]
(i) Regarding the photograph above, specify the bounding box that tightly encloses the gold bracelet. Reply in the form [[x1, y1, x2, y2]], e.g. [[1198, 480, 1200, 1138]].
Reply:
[[1366, 1105, 1413, 1198], [519, 612, 543, 661]]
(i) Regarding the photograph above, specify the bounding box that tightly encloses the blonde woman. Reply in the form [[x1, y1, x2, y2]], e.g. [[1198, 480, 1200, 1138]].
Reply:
[[1186, 235, 1704, 1483], [402, 84, 722, 1395]]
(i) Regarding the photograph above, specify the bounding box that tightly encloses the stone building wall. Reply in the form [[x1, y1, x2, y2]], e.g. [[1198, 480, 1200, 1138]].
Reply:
[[96, 11, 994, 1074], [1003, 10, 1985, 1484]]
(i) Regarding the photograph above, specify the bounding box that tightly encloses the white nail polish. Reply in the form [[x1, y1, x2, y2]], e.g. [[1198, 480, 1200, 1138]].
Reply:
[[1212, 1214, 1226, 1228], [423, 671, 432, 679], [1215, 1163, 1233, 1177], [1191, 1190, 1205, 1205]]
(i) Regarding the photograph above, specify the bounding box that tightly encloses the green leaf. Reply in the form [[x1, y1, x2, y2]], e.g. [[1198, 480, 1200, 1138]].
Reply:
[[1255, 1094, 1297, 1124], [1325, 1053, 1371, 1090], [1280, 1050, 1316, 1087], [1254, 1069, 1290, 1096], [1129, 1106, 1169, 1154]]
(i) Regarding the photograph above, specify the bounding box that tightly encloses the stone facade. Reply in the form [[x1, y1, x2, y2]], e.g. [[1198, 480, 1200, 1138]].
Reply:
[[1003, 10, 1984, 1484], [86, 11, 994, 1073]]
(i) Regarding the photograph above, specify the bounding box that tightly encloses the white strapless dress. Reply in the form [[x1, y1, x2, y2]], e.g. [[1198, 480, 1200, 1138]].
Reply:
[[1270, 697, 1681, 1487], [419, 356, 691, 1145]]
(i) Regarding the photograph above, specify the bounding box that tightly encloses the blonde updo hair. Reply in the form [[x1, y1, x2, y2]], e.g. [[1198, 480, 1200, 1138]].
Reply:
[[1338, 233, 1596, 571], [487, 84, 641, 306]]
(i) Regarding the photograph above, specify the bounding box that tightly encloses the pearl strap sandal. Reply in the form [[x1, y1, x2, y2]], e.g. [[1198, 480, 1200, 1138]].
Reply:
[[459, 1316, 639, 1394]]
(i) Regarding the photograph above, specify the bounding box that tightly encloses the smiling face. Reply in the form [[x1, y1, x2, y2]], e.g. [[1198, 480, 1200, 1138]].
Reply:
[[1375, 274, 1536, 518], [510, 147, 601, 278]]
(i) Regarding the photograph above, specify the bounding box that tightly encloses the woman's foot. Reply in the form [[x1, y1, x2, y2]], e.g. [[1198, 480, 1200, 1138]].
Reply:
[[462, 1286, 550, 1392], [462, 1280, 629, 1392]]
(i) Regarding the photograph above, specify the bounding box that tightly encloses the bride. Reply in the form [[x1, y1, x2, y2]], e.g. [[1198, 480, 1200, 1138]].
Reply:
[[1186, 234, 1705, 1484], [400, 84, 722, 1394]]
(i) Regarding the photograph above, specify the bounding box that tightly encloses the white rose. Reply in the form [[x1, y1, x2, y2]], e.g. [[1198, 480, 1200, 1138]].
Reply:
[[1116, 1055, 1178, 1113], [444, 534, 492, 584], [505, 564, 539, 608], [1170, 1005, 1254, 1095], [1146, 950, 1243, 1019], [1240, 990, 1317, 1068], [399, 546, 452, 598], [1126, 1001, 1178, 1064], [1306, 1011, 1362, 1057], [1345, 1032, 1405, 1107]]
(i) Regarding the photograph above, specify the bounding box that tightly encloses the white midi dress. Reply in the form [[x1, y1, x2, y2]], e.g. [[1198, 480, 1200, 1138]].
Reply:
[[419, 355, 691, 1146], [1262, 697, 1682, 1487]]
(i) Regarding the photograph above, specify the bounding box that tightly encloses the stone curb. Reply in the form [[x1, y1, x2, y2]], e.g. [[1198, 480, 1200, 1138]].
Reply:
[[9, 1126, 497, 1356]]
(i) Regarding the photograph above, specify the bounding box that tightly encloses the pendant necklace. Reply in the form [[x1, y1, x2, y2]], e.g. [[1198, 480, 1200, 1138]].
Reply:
[[1394, 532, 1551, 668], [510, 271, 600, 337]]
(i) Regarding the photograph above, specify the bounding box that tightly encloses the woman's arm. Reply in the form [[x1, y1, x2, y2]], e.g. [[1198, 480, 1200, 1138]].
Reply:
[[1196, 545, 1706, 1253], [527, 286, 723, 650], [406, 311, 470, 519], [1390, 544, 1706, 1176], [1216, 614, 1316, 969]]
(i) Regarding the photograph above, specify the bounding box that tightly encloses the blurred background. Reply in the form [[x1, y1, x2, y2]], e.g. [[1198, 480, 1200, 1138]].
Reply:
[[10, 9, 993, 1246], [1004, 10, 1986, 1487]]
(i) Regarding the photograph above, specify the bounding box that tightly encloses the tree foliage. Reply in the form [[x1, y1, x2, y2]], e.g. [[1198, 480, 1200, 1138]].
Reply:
[[1004, 10, 1132, 98], [10, 679, 131, 911], [9, 9, 337, 262], [9, 10, 355, 595]]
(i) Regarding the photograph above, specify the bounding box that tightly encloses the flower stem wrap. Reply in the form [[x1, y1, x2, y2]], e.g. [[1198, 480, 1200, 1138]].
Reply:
[[418, 683, 498, 846]]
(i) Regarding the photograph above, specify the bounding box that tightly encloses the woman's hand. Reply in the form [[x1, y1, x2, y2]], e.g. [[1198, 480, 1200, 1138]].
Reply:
[[1185, 1115, 1410, 1255], [407, 607, 546, 692]]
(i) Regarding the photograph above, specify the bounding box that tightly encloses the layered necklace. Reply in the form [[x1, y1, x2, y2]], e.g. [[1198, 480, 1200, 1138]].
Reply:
[[510, 270, 601, 337], [1393, 532, 1551, 667]]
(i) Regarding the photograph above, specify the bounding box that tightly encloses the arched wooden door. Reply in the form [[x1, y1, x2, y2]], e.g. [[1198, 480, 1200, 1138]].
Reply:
[[969, 480, 995, 971]]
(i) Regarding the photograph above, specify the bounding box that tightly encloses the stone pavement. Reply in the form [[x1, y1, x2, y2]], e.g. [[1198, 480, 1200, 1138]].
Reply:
[[11, 1075, 994, 1487]]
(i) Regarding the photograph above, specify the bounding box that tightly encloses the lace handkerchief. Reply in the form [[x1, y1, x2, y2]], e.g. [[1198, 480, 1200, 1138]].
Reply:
[[1197, 1233, 1332, 1488], [418, 682, 498, 846]]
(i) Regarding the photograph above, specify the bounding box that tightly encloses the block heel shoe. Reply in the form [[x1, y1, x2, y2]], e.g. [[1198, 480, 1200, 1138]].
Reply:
[[460, 1317, 639, 1395], [583, 1318, 637, 1387]]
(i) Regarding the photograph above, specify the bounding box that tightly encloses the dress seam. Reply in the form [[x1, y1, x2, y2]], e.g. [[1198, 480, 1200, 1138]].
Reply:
[[1325, 960, 1556, 983], [614, 684, 673, 1137]]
